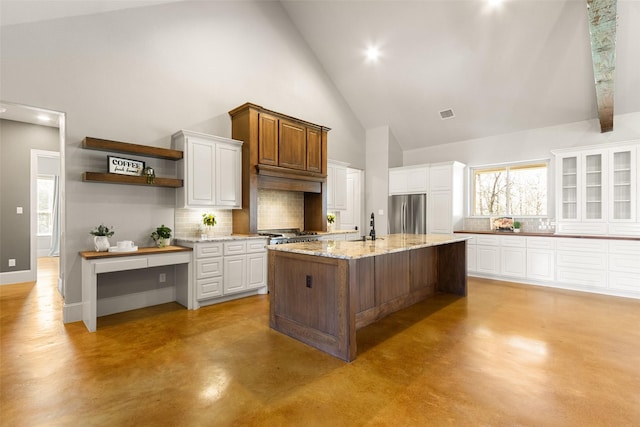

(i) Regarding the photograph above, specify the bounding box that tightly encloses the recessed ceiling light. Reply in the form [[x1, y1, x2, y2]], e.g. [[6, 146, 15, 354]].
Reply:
[[37, 115, 51, 122], [365, 46, 381, 62], [487, 0, 504, 9], [0, 108, 6, 113]]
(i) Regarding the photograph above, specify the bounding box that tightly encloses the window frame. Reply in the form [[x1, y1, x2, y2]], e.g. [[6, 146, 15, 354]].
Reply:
[[37, 174, 55, 237], [470, 159, 551, 218]]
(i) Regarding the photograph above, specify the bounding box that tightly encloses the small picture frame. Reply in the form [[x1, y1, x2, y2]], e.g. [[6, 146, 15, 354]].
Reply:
[[108, 156, 145, 176]]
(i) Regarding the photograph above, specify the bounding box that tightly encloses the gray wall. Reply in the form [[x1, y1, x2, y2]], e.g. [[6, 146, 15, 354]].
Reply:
[[0, 119, 59, 272], [1, 1, 366, 308]]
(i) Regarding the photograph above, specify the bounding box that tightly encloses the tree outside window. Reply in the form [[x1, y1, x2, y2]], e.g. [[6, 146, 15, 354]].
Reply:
[[37, 175, 55, 235], [473, 163, 547, 216]]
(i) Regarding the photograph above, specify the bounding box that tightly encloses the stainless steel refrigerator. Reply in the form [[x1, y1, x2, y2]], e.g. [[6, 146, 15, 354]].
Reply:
[[388, 194, 427, 234]]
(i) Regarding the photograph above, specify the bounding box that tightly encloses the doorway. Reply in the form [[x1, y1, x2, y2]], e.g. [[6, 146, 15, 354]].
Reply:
[[0, 102, 65, 296]]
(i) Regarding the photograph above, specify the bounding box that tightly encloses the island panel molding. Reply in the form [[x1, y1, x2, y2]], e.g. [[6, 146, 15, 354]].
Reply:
[[268, 235, 468, 361]]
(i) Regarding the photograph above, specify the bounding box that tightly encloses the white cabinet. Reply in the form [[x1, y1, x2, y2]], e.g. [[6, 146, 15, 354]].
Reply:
[[194, 242, 223, 301], [499, 236, 526, 278], [476, 235, 500, 275], [554, 141, 640, 236], [173, 130, 242, 209], [555, 149, 606, 233], [389, 165, 428, 195], [327, 160, 348, 210], [526, 237, 555, 281], [457, 234, 477, 272], [608, 240, 640, 292], [463, 232, 640, 299], [428, 162, 465, 234], [181, 238, 267, 308], [223, 240, 267, 295], [555, 238, 607, 289]]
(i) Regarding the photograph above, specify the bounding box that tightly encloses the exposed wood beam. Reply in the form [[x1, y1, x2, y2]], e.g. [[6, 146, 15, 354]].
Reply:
[[586, 0, 617, 133]]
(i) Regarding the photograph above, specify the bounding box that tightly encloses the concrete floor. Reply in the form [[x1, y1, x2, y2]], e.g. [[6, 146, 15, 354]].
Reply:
[[1, 257, 639, 426]]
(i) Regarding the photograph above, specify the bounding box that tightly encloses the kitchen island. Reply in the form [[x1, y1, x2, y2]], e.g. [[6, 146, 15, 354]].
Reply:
[[268, 234, 468, 361]]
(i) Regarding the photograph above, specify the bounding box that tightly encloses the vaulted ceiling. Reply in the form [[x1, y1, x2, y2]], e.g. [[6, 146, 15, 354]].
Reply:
[[2, 0, 639, 151]]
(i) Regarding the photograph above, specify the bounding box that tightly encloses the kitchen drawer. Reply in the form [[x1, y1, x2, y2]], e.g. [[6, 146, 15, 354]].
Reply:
[[196, 277, 223, 300], [224, 240, 247, 255], [476, 235, 500, 246], [608, 240, 640, 254], [94, 257, 147, 274], [526, 237, 555, 250], [147, 252, 191, 267], [499, 236, 525, 248], [196, 242, 223, 259], [557, 266, 607, 288], [555, 238, 607, 253], [247, 239, 268, 253], [196, 258, 223, 279], [608, 253, 640, 274], [608, 271, 640, 292], [556, 250, 607, 269]]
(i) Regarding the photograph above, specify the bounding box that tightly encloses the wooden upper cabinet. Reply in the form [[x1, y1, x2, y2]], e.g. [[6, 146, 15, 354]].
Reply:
[[258, 113, 278, 166], [278, 119, 306, 170], [306, 127, 322, 173]]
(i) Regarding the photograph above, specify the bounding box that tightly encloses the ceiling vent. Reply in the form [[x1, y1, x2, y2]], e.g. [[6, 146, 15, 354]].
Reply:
[[439, 108, 455, 120]]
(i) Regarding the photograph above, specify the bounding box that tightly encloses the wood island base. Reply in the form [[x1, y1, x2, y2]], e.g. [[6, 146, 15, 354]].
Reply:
[[268, 239, 466, 361]]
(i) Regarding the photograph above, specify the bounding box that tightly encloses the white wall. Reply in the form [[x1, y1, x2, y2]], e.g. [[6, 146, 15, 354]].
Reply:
[[403, 111, 640, 167], [1, 1, 365, 313], [365, 126, 393, 236]]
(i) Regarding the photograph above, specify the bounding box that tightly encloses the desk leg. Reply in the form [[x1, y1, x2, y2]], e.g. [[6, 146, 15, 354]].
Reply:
[[82, 259, 97, 332]]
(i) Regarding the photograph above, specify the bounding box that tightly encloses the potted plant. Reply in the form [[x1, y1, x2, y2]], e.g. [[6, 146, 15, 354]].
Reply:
[[327, 213, 336, 232], [151, 224, 172, 247], [513, 221, 521, 233], [202, 213, 216, 237], [90, 224, 115, 252]]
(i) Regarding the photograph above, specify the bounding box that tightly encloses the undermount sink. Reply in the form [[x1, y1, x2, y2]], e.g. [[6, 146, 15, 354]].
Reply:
[[346, 237, 383, 242]]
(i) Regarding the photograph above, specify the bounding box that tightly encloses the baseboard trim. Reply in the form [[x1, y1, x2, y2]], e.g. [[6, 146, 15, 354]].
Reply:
[[63, 302, 83, 323], [0, 269, 36, 285], [97, 287, 177, 317]]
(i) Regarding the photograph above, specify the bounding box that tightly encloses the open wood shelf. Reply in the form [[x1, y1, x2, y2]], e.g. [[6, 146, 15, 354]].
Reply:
[[82, 137, 183, 160], [83, 172, 183, 188]]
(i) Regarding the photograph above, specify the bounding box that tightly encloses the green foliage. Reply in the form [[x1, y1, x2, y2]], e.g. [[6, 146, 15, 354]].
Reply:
[[151, 224, 172, 240], [90, 224, 115, 237], [327, 213, 336, 224], [513, 221, 521, 229], [202, 213, 216, 227]]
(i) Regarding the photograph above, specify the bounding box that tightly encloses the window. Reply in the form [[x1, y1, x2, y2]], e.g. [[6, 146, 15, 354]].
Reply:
[[37, 175, 55, 235], [473, 162, 548, 216]]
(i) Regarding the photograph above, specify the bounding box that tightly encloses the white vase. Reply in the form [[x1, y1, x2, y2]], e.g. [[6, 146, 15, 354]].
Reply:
[[327, 223, 334, 232], [94, 236, 110, 252], [206, 226, 215, 237], [156, 237, 171, 247]]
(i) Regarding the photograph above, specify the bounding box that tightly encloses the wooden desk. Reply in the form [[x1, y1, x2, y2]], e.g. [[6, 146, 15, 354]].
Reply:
[[80, 246, 193, 332]]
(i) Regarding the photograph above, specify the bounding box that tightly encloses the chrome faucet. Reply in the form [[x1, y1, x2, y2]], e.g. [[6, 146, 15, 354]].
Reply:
[[369, 212, 376, 241]]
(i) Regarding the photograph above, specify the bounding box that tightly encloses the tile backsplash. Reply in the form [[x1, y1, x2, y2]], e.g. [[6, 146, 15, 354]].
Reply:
[[175, 189, 305, 237], [257, 189, 304, 230], [175, 208, 233, 238], [462, 217, 555, 233]]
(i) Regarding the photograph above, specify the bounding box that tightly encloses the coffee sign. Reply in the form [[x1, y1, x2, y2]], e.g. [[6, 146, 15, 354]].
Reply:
[[108, 156, 145, 176]]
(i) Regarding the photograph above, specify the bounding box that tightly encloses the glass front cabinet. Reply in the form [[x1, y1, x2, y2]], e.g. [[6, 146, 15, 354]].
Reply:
[[554, 141, 640, 236]]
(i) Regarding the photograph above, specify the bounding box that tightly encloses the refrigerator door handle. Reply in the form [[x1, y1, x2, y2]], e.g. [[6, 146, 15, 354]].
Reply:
[[402, 201, 406, 233]]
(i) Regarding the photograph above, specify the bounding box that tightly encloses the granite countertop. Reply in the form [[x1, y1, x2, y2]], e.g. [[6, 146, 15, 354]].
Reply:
[[267, 233, 469, 260]]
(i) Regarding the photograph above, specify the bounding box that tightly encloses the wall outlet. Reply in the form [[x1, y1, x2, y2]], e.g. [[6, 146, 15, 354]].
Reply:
[[159, 273, 166, 283], [8, 259, 16, 267], [16, 207, 23, 214]]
